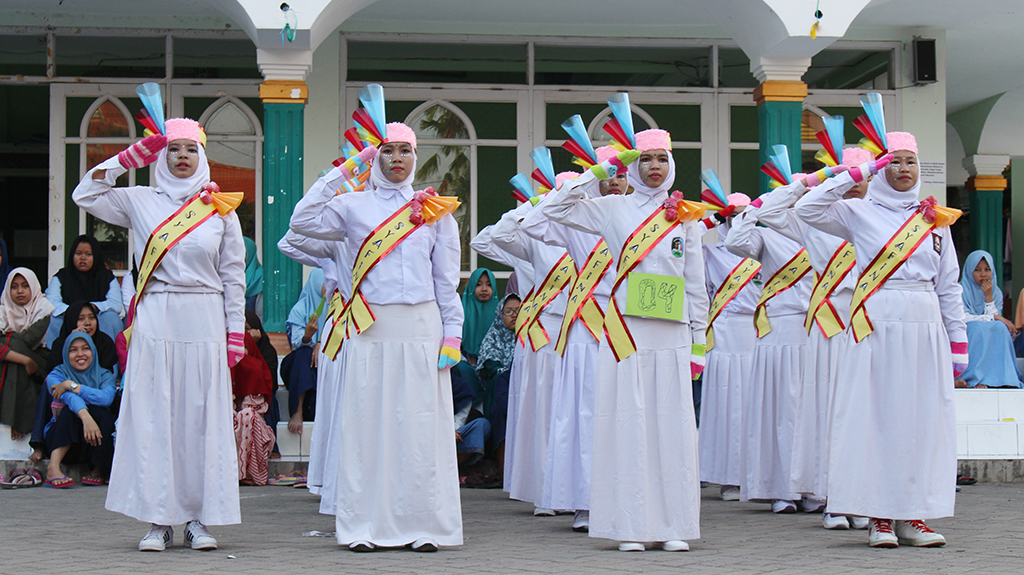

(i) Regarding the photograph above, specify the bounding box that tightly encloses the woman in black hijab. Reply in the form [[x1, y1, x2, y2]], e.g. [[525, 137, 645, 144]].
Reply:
[[44, 235, 124, 348], [29, 300, 119, 461]]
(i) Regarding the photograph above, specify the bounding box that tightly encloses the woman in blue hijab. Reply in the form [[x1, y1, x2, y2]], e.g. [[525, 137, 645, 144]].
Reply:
[[43, 332, 117, 488], [958, 250, 1023, 388], [281, 269, 326, 434]]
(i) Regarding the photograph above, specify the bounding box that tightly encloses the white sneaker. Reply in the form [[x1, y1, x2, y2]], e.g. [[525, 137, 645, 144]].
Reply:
[[894, 520, 946, 547], [850, 516, 870, 530], [771, 500, 797, 513], [799, 496, 827, 513], [184, 520, 218, 550], [572, 510, 590, 532], [868, 518, 898, 548], [533, 507, 556, 516], [720, 485, 740, 501], [349, 541, 375, 552], [411, 538, 438, 552], [139, 524, 173, 552], [618, 541, 645, 552], [822, 513, 850, 530], [660, 540, 690, 552]]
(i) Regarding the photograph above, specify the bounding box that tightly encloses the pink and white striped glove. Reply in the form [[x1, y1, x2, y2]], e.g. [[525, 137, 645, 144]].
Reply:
[[952, 341, 968, 378], [691, 343, 707, 380], [227, 332, 245, 368], [438, 337, 461, 370], [798, 165, 849, 188], [848, 153, 894, 183], [118, 134, 168, 169]]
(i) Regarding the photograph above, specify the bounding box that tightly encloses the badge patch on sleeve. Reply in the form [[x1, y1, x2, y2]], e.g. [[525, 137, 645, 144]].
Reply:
[[932, 232, 942, 255]]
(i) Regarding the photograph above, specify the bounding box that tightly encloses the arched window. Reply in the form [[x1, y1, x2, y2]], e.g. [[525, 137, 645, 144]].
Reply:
[[79, 96, 135, 272], [406, 100, 476, 273], [199, 96, 263, 242]]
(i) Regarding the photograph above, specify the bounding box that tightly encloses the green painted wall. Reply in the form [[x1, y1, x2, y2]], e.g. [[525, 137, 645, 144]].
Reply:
[[757, 100, 802, 196]]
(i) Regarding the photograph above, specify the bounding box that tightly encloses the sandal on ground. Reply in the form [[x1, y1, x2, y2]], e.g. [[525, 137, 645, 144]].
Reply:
[[268, 470, 305, 486], [956, 476, 977, 486], [81, 474, 105, 486], [1, 467, 43, 489], [45, 475, 74, 489]]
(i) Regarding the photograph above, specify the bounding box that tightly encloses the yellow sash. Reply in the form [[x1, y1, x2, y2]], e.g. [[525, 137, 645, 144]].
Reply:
[[805, 241, 856, 338], [706, 257, 761, 350], [605, 200, 706, 361], [554, 239, 612, 356], [124, 189, 242, 347], [335, 194, 460, 341], [753, 248, 813, 338], [320, 290, 348, 360], [515, 252, 577, 351]]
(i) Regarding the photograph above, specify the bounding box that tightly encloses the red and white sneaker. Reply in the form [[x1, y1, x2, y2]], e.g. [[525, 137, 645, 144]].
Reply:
[[895, 520, 946, 547], [868, 518, 898, 548]]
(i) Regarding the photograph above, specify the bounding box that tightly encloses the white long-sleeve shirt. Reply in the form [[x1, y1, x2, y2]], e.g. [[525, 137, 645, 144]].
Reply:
[[72, 156, 246, 335], [794, 172, 966, 343], [472, 212, 536, 297], [541, 178, 709, 344], [703, 224, 760, 316], [289, 165, 463, 339], [724, 206, 812, 318], [490, 201, 570, 318]]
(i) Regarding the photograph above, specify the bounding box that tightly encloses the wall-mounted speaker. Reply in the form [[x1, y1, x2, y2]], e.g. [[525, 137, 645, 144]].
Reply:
[[913, 37, 937, 84]]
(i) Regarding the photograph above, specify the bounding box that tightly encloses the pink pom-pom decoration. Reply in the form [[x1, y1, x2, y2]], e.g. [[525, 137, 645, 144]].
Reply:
[[424, 186, 437, 196], [671, 190, 683, 201], [665, 208, 678, 222], [410, 200, 423, 212], [199, 191, 212, 204], [409, 212, 424, 225], [414, 191, 427, 203]]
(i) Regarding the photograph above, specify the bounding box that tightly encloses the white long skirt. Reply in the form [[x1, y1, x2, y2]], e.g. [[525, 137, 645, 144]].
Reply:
[[741, 313, 806, 502], [308, 348, 343, 515], [539, 322, 597, 512], [699, 311, 755, 487], [106, 292, 240, 526], [589, 315, 700, 543], [333, 302, 462, 547], [825, 285, 956, 520], [502, 343, 526, 493], [506, 310, 562, 506], [790, 290, 851, 498]]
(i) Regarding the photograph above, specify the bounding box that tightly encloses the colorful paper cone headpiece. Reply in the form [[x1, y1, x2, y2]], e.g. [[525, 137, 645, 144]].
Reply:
[[761, 144, 794, 188], [530, 147, 557, 192], [136, 82, 165, 135], [699, 169, 729, 209], [344, 127, 367, 152], [602, 93, 636, 151], [510, 173, 537, 204], [814, 115, 845, 167], [355, 84, 388, 144], [561, 114, 598, 169], [854, 92, 888, 157]]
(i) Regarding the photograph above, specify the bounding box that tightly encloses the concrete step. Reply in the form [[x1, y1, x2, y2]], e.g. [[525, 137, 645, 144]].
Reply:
[[955, 388, 1024, 422]]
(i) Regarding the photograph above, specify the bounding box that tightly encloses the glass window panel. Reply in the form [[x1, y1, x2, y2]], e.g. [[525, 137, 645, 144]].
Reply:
[[476, 146, 518, 276], [546, 103, 607, 141], [645, 104, 701, 143], [730, 105, 759, 143], [0, 34, 47, 76], [535, 45, 710, 87], [731, 149, 762, 199], [718, 48, 759, 88], [207, 141, 257, 238], [409, 103, 469, 140], [805, 50, 890, 90], [85, 143, 130, 271], [55, 35, 164, 78], [592, 113, 651, 145], [348, 41, 527, 85], [87, 100, 130, 138], [673, 148, 703, 201], [205, 102, 255, 136], [452, 101, 516, 140], [172, 37, 260, 79]]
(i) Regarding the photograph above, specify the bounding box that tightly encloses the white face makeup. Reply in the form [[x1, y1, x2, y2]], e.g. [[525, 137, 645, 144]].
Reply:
[[884, 151, 919, 192], [637, 149, 671, 188], [379, 142, 415, 184], [599, 174, 629, 196], [166, 139, 200, 179]]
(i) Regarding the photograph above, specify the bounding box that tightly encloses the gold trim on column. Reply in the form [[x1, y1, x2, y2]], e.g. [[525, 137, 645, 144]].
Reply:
[[966, 175, 1007, 192], [260, 80, 308, 104], [753, 81, 808, 105]]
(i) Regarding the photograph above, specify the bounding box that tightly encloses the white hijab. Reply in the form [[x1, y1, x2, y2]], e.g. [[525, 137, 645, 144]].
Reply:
[[0, 267, 55, 338], [626, 149, 676, 203], [153, 141, 211, 203], [369, 146, 417, 199]]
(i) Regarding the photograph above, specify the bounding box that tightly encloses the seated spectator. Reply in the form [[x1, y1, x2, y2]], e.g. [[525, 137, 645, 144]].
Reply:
[[453, 371, 490, 468], [44, 235, 123, 348], [43, 332, 116, 488], [244, 237, 264, 319], [477, 293, 520, 476], [1, 268, 54, 441], [454, 268, 499, 414], [245, 310, 281, 456], [280, 269, 325, 434], [958, 250, 1023, 389], [231, 331, 276, 485], [29, 301, 119, 461], [0, 237, 11, 287]]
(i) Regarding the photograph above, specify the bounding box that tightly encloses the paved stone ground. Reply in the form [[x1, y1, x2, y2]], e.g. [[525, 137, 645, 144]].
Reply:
[[2, 482, 1021, 574]]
